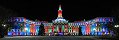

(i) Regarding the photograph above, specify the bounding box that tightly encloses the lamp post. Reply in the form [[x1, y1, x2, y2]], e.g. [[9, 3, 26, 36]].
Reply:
[[112, 17, 119, 38], [0, 17, 12, 38]]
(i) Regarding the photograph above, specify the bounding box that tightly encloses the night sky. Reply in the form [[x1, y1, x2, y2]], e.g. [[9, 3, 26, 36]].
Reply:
[[0, 0, 117, 22]]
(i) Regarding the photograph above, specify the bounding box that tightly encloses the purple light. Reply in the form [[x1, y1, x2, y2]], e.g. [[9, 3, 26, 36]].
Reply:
[[58, 32, 63, 35]]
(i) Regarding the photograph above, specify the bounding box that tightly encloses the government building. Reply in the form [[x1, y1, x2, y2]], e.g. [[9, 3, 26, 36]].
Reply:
[[7, 5, 114, 36]]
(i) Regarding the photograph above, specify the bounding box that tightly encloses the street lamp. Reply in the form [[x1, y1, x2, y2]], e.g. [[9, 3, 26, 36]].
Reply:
[[114, 25, 119, 28], [2, 24, 7, 27]]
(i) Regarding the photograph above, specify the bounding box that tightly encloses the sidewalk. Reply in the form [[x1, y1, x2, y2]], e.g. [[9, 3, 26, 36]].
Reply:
[[4, 35, 115, 38], [1, 36, 117, 40]]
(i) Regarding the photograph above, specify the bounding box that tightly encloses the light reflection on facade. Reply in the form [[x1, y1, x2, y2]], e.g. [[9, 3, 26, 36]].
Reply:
[[7, 5, 114, 36]]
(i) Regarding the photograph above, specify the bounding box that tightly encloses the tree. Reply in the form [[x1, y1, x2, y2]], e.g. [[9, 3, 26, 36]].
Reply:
[[38, 23, 44, 36], [79, 26, 82, 36]]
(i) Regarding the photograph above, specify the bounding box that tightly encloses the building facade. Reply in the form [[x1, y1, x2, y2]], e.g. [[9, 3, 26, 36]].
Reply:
[[7, 5, 114, 36], [7, 17, 41, 36]]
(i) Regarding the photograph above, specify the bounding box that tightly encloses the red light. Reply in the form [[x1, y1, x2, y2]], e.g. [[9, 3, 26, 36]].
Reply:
[[52, 25, 54, 32], [86, 24, 90, 35]]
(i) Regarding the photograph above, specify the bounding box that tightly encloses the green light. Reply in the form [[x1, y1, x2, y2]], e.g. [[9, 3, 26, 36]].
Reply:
[[49, 29, 52, 33], [59, 7, 61, 10], [62, 25, 65, 32], [59, 5, 62, 10], [57, 26, 59, 31]]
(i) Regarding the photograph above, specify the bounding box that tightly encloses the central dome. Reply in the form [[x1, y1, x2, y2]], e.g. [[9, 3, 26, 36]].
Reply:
[[55, 18, 66, 21], [52, 5, 68, 24]]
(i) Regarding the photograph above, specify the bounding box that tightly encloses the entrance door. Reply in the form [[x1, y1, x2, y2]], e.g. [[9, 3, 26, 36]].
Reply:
[[59, 26, 63, 36]]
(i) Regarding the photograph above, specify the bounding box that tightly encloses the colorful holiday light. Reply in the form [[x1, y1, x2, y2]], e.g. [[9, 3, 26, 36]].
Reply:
[[7, 5, 114, 36], [58, 5, 62, 18]]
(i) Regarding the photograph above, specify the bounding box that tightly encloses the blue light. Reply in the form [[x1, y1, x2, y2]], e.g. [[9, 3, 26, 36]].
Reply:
[[91, 32, 94, 35], [20, 32, 25, 35], [90, 23, 96, 35], [59, 32, 63, 36], [81, 25, 86, 35], [8, 32, 12, 36], [26, 32, 31, 35], [95, 32, 97, 35], [105, 18, 109, 22], [16, 32, 19, 35], [99, 18, 103, 22], [98, 32, 101, 35], [26, 23, 29, 26], [21, 17, 24, 22], [82, 32, 85, 35], [105, 32, 107, 35], [16, 18, 18, 22], [12, 29, 15, 32]]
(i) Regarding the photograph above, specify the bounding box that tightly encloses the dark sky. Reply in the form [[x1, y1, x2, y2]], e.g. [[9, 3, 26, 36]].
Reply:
[[0, 0, 116, 22]]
